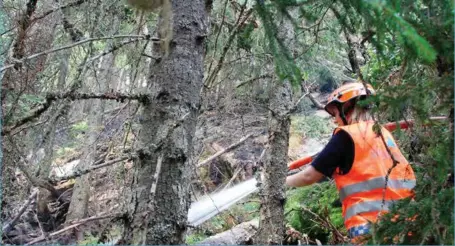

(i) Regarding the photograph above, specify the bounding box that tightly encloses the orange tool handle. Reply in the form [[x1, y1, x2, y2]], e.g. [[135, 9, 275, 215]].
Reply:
[[287, 116, 447, 170], [288, 155, 314, 170], [383, 116, 446, 131], [383, 120, 414, 131]]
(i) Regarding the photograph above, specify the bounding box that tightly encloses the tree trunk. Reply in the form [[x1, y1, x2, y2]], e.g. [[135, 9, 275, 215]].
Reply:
[[255, 79, 293, 245], [66, 53, 113, 227], [35, 49, 72, 232], [121, 1, 208, 244], [255, 12, 295, 245]]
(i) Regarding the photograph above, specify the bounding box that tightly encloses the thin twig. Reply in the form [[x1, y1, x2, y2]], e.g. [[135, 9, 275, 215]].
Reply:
[[206, 0, 230, 76]]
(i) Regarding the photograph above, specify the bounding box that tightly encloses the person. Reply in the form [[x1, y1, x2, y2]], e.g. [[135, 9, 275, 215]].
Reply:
[[286, 82, 416, 243]]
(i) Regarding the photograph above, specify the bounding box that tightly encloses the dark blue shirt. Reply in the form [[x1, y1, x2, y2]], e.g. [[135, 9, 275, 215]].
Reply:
[[311, 130, 355, 177]]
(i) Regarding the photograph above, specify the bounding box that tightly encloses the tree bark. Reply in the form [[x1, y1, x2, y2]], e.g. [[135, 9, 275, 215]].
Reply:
[[121, 1, 208, 244], [255, 79, 292, 245], [255, 12, 295, 245]]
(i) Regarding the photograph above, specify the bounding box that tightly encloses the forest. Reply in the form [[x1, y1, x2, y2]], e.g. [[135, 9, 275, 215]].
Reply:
[[0, 0, 453, 245]]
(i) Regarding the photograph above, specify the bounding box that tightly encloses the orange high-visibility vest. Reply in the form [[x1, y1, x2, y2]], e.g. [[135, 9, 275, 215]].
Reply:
[[332, 121, 416, 236]]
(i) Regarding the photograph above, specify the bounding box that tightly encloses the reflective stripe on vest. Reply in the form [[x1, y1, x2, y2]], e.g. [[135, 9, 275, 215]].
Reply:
[[339, 177, 416, 202], [345, 200, 397, 220]]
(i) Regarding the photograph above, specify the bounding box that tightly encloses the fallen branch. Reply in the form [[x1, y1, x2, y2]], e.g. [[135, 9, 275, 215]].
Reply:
[[198, 219, 259, 245], [50, 156, 132, 182], [25, 213, 121, 245], [289, 92, 311, 114], [2, 191, 38, 234], [197, 133, 254, 167], [307, 93, 325, 109]]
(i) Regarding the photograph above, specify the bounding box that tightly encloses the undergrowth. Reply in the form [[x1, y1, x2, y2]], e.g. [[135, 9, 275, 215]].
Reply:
[[285, 181, 345, 244]]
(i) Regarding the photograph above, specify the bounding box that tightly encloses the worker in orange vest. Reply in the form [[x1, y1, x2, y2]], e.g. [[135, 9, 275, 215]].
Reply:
[[286, 82, 417, 243]]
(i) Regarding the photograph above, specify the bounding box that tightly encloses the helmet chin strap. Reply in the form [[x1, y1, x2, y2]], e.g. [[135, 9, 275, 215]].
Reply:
[[337, 104, 349, 125]]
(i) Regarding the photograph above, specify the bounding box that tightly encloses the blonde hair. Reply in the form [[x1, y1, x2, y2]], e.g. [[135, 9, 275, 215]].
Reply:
[[347, 104, 373, 124]]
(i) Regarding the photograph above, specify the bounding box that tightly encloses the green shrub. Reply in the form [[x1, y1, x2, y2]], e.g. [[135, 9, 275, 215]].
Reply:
[[285, 181, 345, 244], [185, 232, 209, 245]]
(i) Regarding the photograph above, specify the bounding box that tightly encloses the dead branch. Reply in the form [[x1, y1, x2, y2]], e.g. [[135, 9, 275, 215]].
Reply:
[[289, 92, 311, 114], [300, 205, 347, 243], [2, 96, 53, 136], [31, 0, 89, 22], [50, 156, 132, 182], [45, 91, 150, 102], [87, 38, 146, 63], [308, 94, 325, 109], [8, 140, 60, 197], [12, 0, 39, 61], [235, 74, 273, 88], [9, 118, 49, 136], [25, 213, 122, 245], [2, 191, 38, 234], [0, 35, 158, 73], [197, 133, 254, 167], [205, 6, 253, 88], [206, 0, 229, 75], [221, 166, 243, 190], [2, 92, 149, 136]]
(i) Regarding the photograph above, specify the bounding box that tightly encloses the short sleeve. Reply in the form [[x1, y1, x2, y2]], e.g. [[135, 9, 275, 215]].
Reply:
[[310, 130, 355, 177]]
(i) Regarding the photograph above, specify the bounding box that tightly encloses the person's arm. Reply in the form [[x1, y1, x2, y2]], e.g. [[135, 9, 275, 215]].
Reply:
[[285, 130, 354, 188], [286, 165, 324, 187]]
